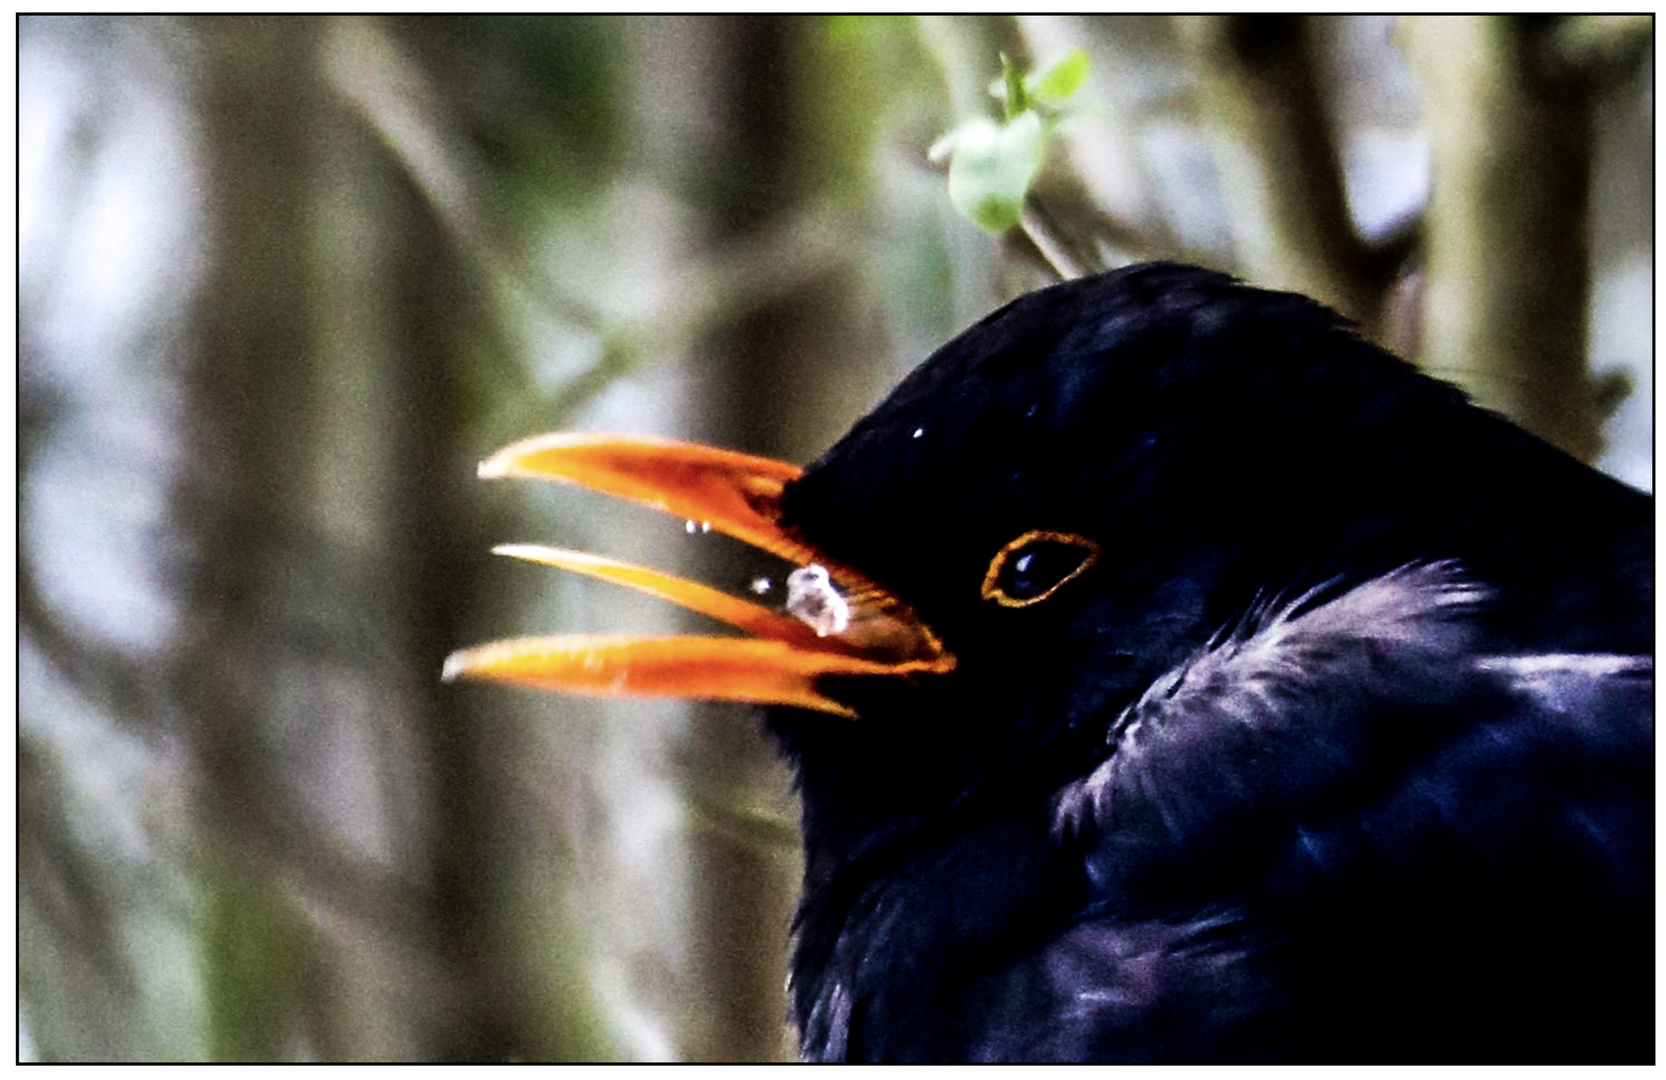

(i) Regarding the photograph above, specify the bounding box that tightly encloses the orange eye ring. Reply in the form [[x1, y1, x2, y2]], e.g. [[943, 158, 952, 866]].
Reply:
[[980, 530, 1101, 608]]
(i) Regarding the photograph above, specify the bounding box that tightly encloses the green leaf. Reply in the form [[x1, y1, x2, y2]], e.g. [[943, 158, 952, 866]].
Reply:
[[946, 112, 1043, 233], [1027, 48, 1090, 102]]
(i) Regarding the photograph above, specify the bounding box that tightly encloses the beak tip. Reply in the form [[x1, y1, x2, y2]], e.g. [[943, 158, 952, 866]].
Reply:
[[441, 651, 470, 683]]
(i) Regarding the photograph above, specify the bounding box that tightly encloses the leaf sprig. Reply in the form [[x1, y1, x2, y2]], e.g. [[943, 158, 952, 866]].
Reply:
[[930, 49, 1090, 233]]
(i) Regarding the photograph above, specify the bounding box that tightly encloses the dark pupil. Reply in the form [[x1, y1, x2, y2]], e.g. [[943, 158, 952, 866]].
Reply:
[[1002, 541, 1087, 601]]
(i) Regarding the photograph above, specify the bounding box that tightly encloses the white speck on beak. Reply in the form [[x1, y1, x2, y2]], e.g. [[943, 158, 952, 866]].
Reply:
[[786, 564, 851, 637]]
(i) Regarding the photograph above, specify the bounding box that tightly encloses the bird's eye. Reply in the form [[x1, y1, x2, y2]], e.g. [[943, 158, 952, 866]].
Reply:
[[980, 530, 1101, 608]]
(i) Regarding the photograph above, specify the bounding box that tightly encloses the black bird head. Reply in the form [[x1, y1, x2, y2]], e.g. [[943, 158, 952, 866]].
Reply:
[[445, 263, 1651, 1061]]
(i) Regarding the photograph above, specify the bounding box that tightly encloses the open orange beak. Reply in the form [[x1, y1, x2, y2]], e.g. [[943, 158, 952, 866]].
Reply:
[[441, 433, 955, 717]]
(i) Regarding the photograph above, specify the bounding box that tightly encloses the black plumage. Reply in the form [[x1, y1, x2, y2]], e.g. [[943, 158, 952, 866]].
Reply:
[[763, 264, 1652, 1062]]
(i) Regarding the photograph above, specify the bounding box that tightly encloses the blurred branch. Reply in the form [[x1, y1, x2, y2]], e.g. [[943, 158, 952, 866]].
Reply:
[[1544, 15, 1654, 81], [18, 379, 172, 730], [327, 15, 865, 441], [1401, 15, 1605, 462], [323, 16, 608, 334], [1177, 15, 1401, 335], [17, 572, 170, 735], [543, 199, 865, 427], [1020, 180, 1228, 280], [1010, 204, 1082, 282], [684, 785, 801, 857]]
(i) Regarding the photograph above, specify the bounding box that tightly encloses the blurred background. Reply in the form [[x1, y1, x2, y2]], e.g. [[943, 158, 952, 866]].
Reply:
[[17, 15, 1652, 1062]]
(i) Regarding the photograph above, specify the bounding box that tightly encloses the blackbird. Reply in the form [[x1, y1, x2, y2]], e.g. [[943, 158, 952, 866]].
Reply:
[[445, 263, 1653, 1062]]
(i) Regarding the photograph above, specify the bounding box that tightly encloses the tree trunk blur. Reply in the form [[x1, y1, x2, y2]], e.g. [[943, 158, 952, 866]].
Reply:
[[181, 16, 605, 1059]]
